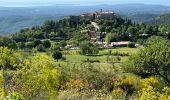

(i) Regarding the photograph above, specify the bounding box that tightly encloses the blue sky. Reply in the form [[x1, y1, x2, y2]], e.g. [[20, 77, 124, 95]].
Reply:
[[0, 0, 170, 6]]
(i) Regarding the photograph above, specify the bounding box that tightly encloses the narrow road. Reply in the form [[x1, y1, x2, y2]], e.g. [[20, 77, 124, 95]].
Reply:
[[91, 21, 100, 30]]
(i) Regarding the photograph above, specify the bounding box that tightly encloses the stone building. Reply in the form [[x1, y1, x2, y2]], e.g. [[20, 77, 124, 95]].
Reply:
[[95, 11, 115, 19], [80, 9, 115, 20], [80, 13, 95, 20]]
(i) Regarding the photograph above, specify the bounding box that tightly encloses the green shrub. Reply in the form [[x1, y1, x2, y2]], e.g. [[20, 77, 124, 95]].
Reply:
[[36, 44, 46, 52], [0, 47, 18, 70], [12, 55, 60, 99], [128, 42, 135, 48], [5, 92, 24, 100], [42, 39, 51, 48], [33, 39, 42, 47]]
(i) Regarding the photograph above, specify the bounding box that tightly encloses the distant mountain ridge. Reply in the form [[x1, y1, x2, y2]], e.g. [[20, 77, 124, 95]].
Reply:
[[0, 4, 170, 35], [147, 14, 170, 25]]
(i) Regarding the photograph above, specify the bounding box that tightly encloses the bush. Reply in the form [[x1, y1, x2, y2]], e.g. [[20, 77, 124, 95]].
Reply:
[[42, 40, 51, 48], [58, 62, 115, 90], [111, 75, 169, 99], [128, 42, 135, 48], [5, 92, 24, 100], [65, 79, 88, 90], [33, 39, 42, 47], [36, 44, 46, 52], [113, 56, 121, 63], [59, 41, 67, 48], [0, 37, 17, 49], [61, 57, 66, 61], [82, 58, 100, 63], [50, 43, 60, 51], [12, 55, 60, 99], [138, 86, 170, 100], [0, 47, 18, 70], [17, 42, 25, 49], [112, 51, 129, 56], [113, 75, 140, 96], [25, 42, 34, 49]]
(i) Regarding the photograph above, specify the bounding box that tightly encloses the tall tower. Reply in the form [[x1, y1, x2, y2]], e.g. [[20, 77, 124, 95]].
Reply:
[[100, 9, 103, 12]]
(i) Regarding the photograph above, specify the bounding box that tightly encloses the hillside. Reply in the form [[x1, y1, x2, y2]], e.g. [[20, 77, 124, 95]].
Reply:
[[0, 4, 170, 35], [147, 14, 170, 25], [0, 7, 170, 99]]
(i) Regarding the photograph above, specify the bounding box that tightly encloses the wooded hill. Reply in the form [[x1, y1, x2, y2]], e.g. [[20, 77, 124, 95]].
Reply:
[[147, 14, 170, 26], [0, 11, 169, 50]]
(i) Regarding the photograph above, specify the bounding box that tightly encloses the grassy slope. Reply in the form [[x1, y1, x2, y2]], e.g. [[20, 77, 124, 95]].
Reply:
[[64, 47, 139, 62], [15, 47, 139, 62]]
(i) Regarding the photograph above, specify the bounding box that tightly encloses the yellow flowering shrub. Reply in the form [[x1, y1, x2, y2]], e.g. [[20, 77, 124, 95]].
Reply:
[[0, 71, 6, 99], [112, 76, 170, 99], [112, 88, 126, 99], [140, 77, 159, 89], [12, 55, 61, 99], [0, 47, 17, 70], [65, 79, 88, 90], [138, 77, 170, 100], [139, 86, 170, 100], [114, 75, 140, 95], [139, 86, 158, 100]]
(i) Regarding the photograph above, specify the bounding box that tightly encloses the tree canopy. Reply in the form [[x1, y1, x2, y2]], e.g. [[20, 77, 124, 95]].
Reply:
[[79, 41, 99, 55], [124, 36, 170, 85]]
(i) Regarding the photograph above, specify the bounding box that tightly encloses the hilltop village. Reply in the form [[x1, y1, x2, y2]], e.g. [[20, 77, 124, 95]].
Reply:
[[5, 9, 160, 51], [64, 10, 137, 49]]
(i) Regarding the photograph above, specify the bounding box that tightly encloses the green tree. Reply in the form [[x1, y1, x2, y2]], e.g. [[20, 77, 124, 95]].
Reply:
[[36, 44, 46, 52], [17, 42, 25, 49], [124, 36, 170, 85], [25, 42, 34, 49], [127, 42, 135, 48], [42, 20, 55, 34], [159, 24, 170, 33], [52, 51, 62, 61], [79, 41, 99, 55], [0, 37, 17, 49], [105, 33, 113, 43], [128, 26, 138, 37], [59, 41, 67, 48], [50, 43, 60, 51], [33, 40, 42, 47], [42, 40, 51, 48], [105, 32, 122, 43]]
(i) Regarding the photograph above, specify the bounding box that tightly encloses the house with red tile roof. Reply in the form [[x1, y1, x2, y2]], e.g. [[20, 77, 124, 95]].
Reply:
[[88, 31, 101, 41]]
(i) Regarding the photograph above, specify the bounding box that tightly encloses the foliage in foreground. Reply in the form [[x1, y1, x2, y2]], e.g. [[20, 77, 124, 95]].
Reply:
[[0, 46, 169, 99], [0, 51, 60, 99], [124, 36, 170, 85]]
